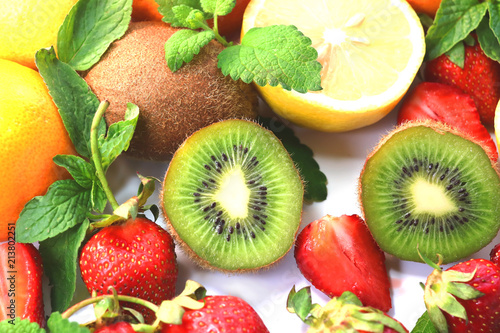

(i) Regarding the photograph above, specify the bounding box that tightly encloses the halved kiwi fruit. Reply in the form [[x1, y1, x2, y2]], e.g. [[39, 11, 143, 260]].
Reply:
[[359, 120, 500, 264], [161, 119, 304, 272]]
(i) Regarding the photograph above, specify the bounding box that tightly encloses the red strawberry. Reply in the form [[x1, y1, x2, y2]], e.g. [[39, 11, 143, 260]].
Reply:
[[161, 295, 269, 333], [425, 39, 500, 125], [424, 257, 500, 332], [94, 321, 135, 333], [294, 214, 392, 312], [0, 242, 45, 327], [79, 217, 178, 323], [287, 287, 408, 333], [490, 243, 500, 267], [397, 81, 498, 162]]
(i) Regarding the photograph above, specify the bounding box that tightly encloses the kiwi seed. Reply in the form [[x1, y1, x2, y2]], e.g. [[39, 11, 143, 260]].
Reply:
[[161, 119, 304, 272], [83, 21, 258, 161], [359, 120, 500, 264]]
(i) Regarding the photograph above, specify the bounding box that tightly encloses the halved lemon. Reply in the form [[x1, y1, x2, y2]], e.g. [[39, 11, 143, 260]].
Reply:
[[242, 0, 425, 132], [494, 99, 500, 149]]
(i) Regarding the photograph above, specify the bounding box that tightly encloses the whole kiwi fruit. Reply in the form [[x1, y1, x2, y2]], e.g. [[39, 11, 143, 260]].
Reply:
[[83, 21, 259, 161]]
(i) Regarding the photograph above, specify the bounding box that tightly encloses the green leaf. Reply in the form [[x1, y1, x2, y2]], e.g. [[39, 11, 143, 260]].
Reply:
[[53, 155, 95, 189], [0, 318, 46, 333], [173, 6, 207, 29], [35, 47, 106, 159], [477, 16, 500, 62], [201, 0, 235, 16], [165, 29, 215, 71], [488, 0, 500, 43], [46, 312, 91, 333], [15, 180, 92, 243], [57, 0, 133, 71], [157, 0, 203, 26], [98, 103, 139, 171], [259, 117, 327, 202], [91, 180, 108, 213], [425, 0, 488, 60], [39, 221, 90, 313], [218, 25, 322, 93], [286, 286, 312, 322], [411, 312, 439, 333]]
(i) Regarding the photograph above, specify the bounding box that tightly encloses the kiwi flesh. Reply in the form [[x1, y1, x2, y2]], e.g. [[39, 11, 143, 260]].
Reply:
[[359, 120, 500, 264], [161, 119, 304, 272], [83, 21, 258, 161]]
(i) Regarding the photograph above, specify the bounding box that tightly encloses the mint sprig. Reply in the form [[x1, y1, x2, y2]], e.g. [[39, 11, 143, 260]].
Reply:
[[57, 0, 133, 71], [159, 0, 322, 93], [425, 0, 500, 62]]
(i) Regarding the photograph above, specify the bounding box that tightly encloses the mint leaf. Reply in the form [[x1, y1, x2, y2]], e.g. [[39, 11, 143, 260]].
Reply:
[[57, 0, 133, 71], [425, 0, 488, 60], [488, 0, 500, 43], [0, 318, 45, 333], [173, 6, 208, 28], [157, 0, 203, 26], [39, 220, 90, 313], [259, 117, 327, 202], [99, 103, 139, 171], [477, 16, 500, 62], [91, 180, 108, 213], [35, 47, 106, 159], [218, 25, 322, 93], [53, 155, 95, 189], [15, 180, 92, 243], [47, 312, 91, 333], [165, 29, 215, 71], [411, 312, 439, 333], [201, 0, 235, 16]]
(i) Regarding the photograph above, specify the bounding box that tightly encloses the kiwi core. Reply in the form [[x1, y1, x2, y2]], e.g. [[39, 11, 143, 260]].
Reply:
[[411, 179, 456, 215], [214, 167, 250, 218]]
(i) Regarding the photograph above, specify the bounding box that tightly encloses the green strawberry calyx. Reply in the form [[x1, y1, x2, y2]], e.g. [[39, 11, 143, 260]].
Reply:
[[421, 253, 485, 333], [287, 286, 406, 333]]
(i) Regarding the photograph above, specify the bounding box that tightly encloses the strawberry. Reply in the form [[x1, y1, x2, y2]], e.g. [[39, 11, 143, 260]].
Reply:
[[425, 38, 500, 126], [424, 256, 500, 332], [79, 217, 178, 323], [294, 214, 392, 312], [490, 243, 500, 267], [0, 242, 45, 327], [161, 295, 269, 333], [397, 81, 498, 162], [287, 287, 408, 332], [94, 321, 136, 333]]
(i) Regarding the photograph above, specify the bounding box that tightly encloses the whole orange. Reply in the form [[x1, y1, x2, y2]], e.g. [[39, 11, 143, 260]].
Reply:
[[132, 0, 163, 21], [406, 0, 441, 17], [0, 59, 75, 242]]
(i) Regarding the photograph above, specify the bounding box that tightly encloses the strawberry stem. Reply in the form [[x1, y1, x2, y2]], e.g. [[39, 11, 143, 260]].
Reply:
[[61, 294, 160, 320], [91, 100, 119, 211]]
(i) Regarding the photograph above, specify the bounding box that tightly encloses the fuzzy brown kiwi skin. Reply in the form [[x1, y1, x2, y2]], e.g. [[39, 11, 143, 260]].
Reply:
[[357, 119, 500, 253], [83, 21, 259, 162], [159, 119, 304, 273]]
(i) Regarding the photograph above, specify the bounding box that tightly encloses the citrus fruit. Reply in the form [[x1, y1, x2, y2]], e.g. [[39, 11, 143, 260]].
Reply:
[[241, 0, 426, 132], [406, 0, 441, 17], [495, 99, 500, 149], [132, 0, 163, 21], [0, 59, 75, 242], [0, 0, 78, 69]]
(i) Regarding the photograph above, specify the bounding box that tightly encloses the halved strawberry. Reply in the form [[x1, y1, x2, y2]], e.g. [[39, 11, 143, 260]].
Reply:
[[0, 242, 45, 327], [294, 214, 392, 312], [398, 81, 498, 162]]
